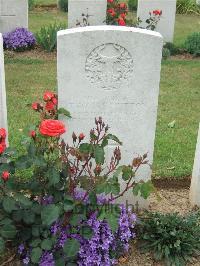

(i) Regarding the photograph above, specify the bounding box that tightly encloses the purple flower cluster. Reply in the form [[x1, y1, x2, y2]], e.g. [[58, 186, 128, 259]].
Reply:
[[18, 192, 137, 266], [3, 27, 36, 51]]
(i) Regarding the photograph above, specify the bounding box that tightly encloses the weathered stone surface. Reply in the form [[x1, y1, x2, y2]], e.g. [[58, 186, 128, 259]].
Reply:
[[137, 0, 177, 42], [57, 26, 163, 207], [0, 34, 8, 142], [68, 0, 107, 28], [190, 124, 200, 207], [0, 0, 28, 34]]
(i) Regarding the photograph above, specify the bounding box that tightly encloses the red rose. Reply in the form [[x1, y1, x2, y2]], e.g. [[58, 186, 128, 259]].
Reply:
[[79, 133, 85, 141], [120, 13, 126, 19], [107, 8, 114, 13], [29, 130, 36, 138], [43, 91, 55, 101], [107, 0, 114, 3], [119, 2, 127, 9], [153, 9, 162, 16], [45, 101, 55, 111], [0, 128, 6, 139], [52, 97, 58, 105], [32, 102, 39, 110], [39, 119, 66, 137], [118, 18, 126, 26], [0, 142, 6, 154], [1, 171, 10, 182]]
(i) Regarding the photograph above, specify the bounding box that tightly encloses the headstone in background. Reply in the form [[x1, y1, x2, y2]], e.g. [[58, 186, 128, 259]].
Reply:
[[137, 0, 177, 42], [68, 0, 107, 28], [0, 33, 8, 142], [190, 124, 200, 207], [57, 26, 163, 208], [0, 0, 28, 34], [197, 0, 200, 6]]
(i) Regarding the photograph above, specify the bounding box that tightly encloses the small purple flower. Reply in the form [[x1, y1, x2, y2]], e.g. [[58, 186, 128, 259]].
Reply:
[[3, 27, 36, 51], [41, 195, 54, 206], [23, 256, 30, 265], [39, 251, 55, 266], [18, 244, 25, 255]]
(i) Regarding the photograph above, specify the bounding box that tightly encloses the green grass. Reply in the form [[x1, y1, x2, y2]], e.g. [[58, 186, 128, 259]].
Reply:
[[4, 11, 200, 178], [35, 0, 57, 5]]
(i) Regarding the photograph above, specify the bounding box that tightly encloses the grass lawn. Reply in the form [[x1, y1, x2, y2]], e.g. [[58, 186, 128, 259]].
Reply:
[[4, 10, 200, 179]]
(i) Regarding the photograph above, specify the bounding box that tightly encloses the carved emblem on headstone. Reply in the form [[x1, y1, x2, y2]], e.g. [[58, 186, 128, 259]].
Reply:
[[85, 43, 134, 90]]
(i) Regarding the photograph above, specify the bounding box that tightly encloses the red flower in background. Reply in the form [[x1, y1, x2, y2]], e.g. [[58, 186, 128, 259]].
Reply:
[[153, 9, 162, 16], [39, 119, 66, 137], [0, 128, 6, 139], [118, 17, 126, 26], [1, 171, 10, 182], [107, 0, 114, 3], [43, 91, 55, 102]]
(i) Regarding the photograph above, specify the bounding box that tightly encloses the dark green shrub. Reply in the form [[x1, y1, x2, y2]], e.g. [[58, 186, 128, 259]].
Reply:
[[58, 0, 68, 12], [128, 0, 138, 11], [162, 48, 170, 60], [28, 0, 35, 11], [36, 23, 66, 52], [184, 32, 200, 56], [138, 212, 200, 266], [164, 42, 181, 55], [176, 0, 200, 14]]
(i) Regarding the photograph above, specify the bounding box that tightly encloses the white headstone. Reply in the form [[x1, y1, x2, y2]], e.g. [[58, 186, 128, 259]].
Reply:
[[197, 0, 200, 6], [137, 0, 177, 42], [0, 0, 28, 34], [68, 0, 107, 28], [57, 26, 163, 207], [190, 124, 200, 207], [0, 33, 8, 141]]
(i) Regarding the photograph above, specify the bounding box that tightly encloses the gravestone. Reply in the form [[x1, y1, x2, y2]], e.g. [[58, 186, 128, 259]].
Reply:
[[190, 124, 200, 207], [0, 33, 8, 142], [0, 0, 28, 34], [197, 0, 200, 6], [137, 0, 177, 42], [68, 0, 107, 28], [57, 26, 163, 207]]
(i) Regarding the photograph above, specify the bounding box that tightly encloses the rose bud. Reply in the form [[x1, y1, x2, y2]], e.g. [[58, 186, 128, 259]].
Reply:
[[45, 101, 55, 111], [72, 132, 77, 143], [2, 171, 10, 182], [29, 130, 36, 138], [0, 128, 6, 139], [43, 91, 55, 101], [94, 164, 102, 175], [79, 133, 85, 142], [32, 102, 39, 111]]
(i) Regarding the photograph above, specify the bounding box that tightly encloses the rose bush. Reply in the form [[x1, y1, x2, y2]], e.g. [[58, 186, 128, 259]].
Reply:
[[0, 91, 155, 265], [107, 0, 128, 26]]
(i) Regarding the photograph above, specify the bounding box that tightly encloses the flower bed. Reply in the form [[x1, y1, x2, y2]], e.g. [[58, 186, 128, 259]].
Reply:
[[0, 92, 154, 265]]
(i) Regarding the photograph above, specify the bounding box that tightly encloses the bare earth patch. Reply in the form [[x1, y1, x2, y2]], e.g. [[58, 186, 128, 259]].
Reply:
[[119, 188, 200, 266]]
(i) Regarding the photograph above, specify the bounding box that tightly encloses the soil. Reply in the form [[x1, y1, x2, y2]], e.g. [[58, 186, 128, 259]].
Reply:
[[118, 187, 200, 266]]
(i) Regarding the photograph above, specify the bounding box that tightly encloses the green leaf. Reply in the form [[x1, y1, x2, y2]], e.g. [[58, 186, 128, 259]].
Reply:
[[1, 224, 17, 239], [79, 143, 93, 154], [89, 192, 97, 205], [31, 247, 42, 263], [58, 108, 72, 118], [133, 181, 155, 199], [15, 155, 33, 169], [94, 145, 105, 164], [30, 239, 41, 248], [63, 239, 80, 257], [70, 214, 85, 226], [23, 210, 35, 224], [106, 212, 119, 233], [47, 168, 60, 186], [3, 197, 17, 213], [12, 210, 23, 222], [16, 194, 32, 207], [122, 166, 133, 181], [41, 239, 53, 250], [55, 258, 65, 266], [101, 134, 122, 147], [32, 226, 40, 237], [64, 196, 74, 212], [140, 181, 155, 199], [80, 226, 93, 240], [0, 237, 5, 253], [41, 204, 60, 226]]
